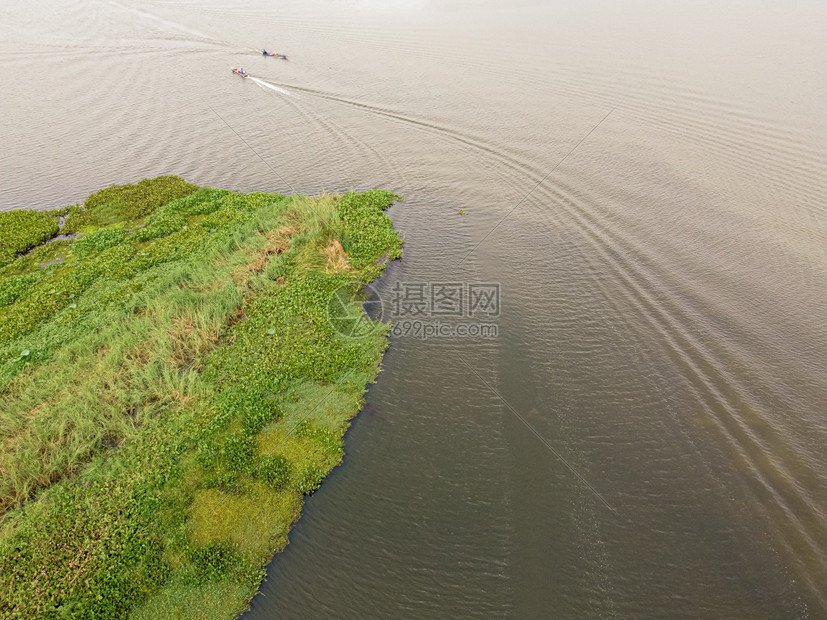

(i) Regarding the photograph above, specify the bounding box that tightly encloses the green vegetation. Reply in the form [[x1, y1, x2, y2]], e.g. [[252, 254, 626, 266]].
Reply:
[[0, 177, 403, 618], [0, 209, 60, 267]]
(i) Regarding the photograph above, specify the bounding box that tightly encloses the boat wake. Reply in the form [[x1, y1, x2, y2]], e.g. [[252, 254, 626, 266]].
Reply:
[[249, 77, 294, 98]]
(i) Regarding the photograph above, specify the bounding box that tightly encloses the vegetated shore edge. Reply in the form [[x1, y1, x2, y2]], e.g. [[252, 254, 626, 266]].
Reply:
[[0, 176, 404, 618]]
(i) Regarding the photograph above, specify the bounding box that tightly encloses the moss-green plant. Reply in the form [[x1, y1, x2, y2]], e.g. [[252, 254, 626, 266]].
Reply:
[[72, 226, 127, 256], [296, 463, 326, 495], [0, 209, 59, 266], [85, 175, 198, 222], [337, 189, 403, 269], [255, 455, 292, 489], [0, 272, 41, 308]]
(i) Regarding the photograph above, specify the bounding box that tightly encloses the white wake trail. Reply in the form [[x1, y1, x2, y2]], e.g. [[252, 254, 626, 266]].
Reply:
[[249, 77, 295, 98]]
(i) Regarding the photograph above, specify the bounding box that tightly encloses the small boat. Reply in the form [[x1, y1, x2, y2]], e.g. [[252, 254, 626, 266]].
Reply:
[[261, 50, 288, 60], [231, 67, 248, 78]]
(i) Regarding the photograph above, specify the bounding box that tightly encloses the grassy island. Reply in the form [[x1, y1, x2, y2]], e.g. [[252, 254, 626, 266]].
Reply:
[[0, 176, 403, 618]]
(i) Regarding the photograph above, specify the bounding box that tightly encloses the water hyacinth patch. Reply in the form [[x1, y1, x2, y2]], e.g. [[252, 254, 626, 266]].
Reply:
[[72, 226, 127, 257], [0, 209, 60, 267]]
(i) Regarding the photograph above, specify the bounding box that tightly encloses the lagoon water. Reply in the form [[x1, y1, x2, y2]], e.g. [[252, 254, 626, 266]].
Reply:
[[2, 0, 827, 616]]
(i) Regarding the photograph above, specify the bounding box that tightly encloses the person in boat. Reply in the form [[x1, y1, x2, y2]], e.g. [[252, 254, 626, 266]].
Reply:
[[262, 49, 269, 55]]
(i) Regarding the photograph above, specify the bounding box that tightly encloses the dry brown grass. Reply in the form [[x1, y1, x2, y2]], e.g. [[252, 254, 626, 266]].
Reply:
[[26, 403, 46, 419], [190, 278, 226, 293], [325, 239, 351, 273], [125, 342, 152, 367], [232, 227, 300, 285], [168, 315, 219, 369]]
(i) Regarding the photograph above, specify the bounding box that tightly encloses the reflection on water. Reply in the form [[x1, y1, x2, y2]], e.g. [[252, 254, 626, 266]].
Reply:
[[1, 0, 826, 616]]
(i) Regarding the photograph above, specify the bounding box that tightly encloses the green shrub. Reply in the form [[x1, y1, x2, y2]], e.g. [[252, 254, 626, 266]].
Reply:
[[72, 243, 138, 287], [204, 470, 240, 493], [186, 543, 241, 583], [215, 386, 283, 435], [134, 199, 194, 242], [0, 272, 41, 308], [295, 420, 341, 458], [73, 227, 127, 257], [61, 204, 95, 233], [197, 432, 254, 474], [0, 210, 59, 266], [255, 455, 292, 489], [84, 176, 198, 223], [223, 433, 254, 472], [296, 463, 325, 495], [133, 224, 216, 271], [0, 269, 83, 343], [181, 188, 230, 215], [200, 208, 247, 230], [337, 189, 402, 269]]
